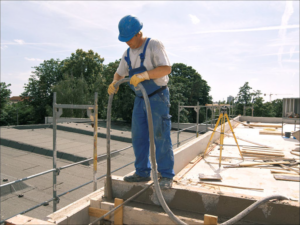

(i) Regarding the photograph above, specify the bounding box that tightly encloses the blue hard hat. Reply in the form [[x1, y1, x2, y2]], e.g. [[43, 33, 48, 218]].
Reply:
[[118, 15, 143, 42]]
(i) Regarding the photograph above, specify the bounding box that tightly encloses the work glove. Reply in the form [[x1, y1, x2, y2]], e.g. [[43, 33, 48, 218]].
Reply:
[[130, 71, 150, 87], [107, 80, 119, 95]]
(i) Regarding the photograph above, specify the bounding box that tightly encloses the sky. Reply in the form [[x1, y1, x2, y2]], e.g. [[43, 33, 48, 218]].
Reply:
[[1, 1, 299, 103]]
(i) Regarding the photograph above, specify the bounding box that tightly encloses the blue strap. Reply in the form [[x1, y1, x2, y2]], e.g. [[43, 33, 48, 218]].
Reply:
[[139, 38, 151, 67], [124, 48, 132, 70]]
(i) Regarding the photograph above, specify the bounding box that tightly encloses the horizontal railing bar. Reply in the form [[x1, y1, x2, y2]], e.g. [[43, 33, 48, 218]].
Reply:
[[0, 161, 135, 225], [0, 145, 133, 188], [54, 104, 94, 109], [0, 169, 55, 188]]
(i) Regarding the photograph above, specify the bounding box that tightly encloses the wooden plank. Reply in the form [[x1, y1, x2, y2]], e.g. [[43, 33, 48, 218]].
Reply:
[[199, 182, 263, 191], [252, 124, 282, 128], [274, 175, 300, 182], [273, 160, 300, 175], [259, 130, 282, 135], [271, 170, 298, 175], [5, 215, 32, 225], [101, 201, 204, 224], [224, 161, 291, 168], [199, 173, 222, 181], [241, 150, 284, 157], [114, 198, 124, 225], [241, 148, 281, 152], [204, 214, 218, 225], [88, 207, 110, 220], [290, 151, 300, 156]]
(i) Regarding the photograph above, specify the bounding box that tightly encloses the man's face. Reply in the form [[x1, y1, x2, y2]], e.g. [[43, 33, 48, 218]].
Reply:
[[126, 34, 140, 49]]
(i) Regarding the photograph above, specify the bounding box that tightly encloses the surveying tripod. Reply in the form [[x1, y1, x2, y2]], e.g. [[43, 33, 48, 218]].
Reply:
[[203, 106, 243, 167]]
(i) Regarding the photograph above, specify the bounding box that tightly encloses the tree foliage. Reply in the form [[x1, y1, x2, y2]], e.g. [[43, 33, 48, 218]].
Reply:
[[21, 59, 63, 124], [234, 82, 283, 117], [169, 63, 212, 123], [0, 82, 11, 110]]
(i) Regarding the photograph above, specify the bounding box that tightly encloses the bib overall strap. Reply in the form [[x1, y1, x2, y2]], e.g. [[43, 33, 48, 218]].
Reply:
[[124, 48, 132, 70], [139, 38, 151, 67]]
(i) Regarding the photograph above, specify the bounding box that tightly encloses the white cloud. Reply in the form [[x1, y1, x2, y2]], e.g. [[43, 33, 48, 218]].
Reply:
[[187, 24, 299, 35], [189, 14, 200, 25], [25, 57, 44, 62], [14, 39, 25, 45], [289, 46, 296, 58], [283, 59, 299, 63], [1, 45, 8, 49], [278, 1, 294, 68]]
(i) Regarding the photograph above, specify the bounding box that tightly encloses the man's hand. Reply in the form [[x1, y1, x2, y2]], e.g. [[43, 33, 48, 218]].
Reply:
[[130, 71, 150, 87], [108, 80, 119, 95]]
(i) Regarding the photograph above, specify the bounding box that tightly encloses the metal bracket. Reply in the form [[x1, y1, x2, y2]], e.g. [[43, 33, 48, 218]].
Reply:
[[56, 108, 63, 119], [56, 168, 60, 176], [179, 106, 184, 113], [87, 108, 95, 122], [54, 197, 60, 204], [194, 106, 200, 113]]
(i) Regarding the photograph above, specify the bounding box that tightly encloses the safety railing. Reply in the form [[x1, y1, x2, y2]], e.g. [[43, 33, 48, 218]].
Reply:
[[1, 92, 236, 224]]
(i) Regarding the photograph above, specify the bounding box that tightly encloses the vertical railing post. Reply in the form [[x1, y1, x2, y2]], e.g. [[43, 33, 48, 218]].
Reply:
[[93, 92, 98, 191], [196, 102, 199, 137], [52, 92, 57, 212], [205, 107, 208, 132], [177, 102, 180, 147]]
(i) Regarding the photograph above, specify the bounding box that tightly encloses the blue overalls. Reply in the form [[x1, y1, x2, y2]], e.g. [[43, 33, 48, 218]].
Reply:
[[125, 38, 175, 179]]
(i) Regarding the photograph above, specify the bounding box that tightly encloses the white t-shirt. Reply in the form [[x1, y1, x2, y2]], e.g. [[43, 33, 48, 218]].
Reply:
[[116, 38, 171, 86]]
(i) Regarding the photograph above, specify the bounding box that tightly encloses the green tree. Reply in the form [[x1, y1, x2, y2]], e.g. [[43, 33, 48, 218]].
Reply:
[[169, 63, 212, 123], [22, 59, 63, 124], [101, 60, 135, 122], [60, 49, 104, 88], [253, 97, 264, 116], [52, 74, 91, 118], [0, 82, 12, 110], [271, 99, 283, 117]]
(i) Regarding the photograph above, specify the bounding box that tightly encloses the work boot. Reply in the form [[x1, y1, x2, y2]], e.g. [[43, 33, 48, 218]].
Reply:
[[159, 177, 173, 189], [123, 173, 151, 182]]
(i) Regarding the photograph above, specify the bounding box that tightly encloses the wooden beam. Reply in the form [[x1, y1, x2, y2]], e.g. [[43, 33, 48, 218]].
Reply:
[[199, 182, 263, 191], [88, 207, 110, 220], [114, 198, 124, 225], [271, 170, 298, 175], [101, 201, 205, 224], [252, 124, 282, 128], [273, 175, 300, 182], [5, 215, 54, 225], [259, 130, 282, 135], [204, 214, 218, 225], [241, 150, 284, 157]]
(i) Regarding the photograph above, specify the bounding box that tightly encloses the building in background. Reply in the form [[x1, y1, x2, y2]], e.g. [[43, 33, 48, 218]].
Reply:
[[227, 95, 234, 104]]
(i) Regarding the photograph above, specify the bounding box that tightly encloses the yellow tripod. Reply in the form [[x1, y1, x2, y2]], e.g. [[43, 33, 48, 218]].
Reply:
[[203, 106, 243, 167]]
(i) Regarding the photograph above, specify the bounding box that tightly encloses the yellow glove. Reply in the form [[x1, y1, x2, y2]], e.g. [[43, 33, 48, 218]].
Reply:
[[130, 71, 150, 87], [107, 80, 119, 95]]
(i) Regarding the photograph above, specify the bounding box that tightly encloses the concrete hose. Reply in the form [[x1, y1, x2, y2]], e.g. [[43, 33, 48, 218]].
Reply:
[[220, 194, 288, 225]]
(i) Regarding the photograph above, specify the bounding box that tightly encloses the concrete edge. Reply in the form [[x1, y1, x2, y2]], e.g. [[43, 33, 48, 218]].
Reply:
[[109, 175, 299, 224], [46, 187, 104, 224]]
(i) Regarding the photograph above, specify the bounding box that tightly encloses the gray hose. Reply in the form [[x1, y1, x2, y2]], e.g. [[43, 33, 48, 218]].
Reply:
[[107, 78, 186, 225], [220, 194, 288, 225]]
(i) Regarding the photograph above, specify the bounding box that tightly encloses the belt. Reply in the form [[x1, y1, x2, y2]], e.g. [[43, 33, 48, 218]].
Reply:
[[138, 86, 167, 99]]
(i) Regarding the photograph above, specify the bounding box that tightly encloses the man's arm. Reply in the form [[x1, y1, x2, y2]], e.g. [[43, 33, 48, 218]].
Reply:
[[147, 66, 172, 79], [113, 72, 124, 81]]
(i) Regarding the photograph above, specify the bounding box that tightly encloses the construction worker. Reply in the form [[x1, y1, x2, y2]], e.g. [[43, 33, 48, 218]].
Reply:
[[107, 15, 174, 189]]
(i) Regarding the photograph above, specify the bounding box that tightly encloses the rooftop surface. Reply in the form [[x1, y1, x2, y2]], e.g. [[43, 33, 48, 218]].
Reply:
[[179, 123, 300, 200], [0, 121, 195, 222]]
